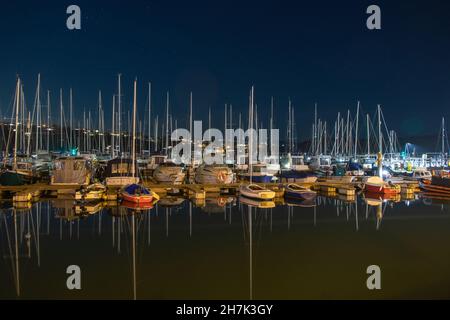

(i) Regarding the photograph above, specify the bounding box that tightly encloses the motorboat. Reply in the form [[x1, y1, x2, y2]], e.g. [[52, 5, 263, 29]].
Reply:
[[153, 161, 186, 184], [194, 164, 234, 184]]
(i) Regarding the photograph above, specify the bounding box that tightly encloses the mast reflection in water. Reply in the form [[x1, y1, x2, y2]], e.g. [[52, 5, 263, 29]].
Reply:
[[0, 194, 449, 299]]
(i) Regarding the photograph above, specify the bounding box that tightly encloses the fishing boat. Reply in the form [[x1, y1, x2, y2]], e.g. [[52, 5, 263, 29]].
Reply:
[[363, 176, 401, 195], [194, 164, 234, 184], [284, 183, 317, 200], [153, 161, 186, 184], [75, 183, 107, 202], [239, 183, 275, 200]]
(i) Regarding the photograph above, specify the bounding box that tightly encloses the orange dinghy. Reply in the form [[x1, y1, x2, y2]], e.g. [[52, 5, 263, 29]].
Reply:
[[121, 183, 155, 204]]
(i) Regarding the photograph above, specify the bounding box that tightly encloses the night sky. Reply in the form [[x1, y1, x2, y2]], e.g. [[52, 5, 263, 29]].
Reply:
[[0, 0, 449, 142]]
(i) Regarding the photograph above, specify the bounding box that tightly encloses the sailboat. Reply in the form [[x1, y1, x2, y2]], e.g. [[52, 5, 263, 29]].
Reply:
[[0, 78, 36, 186], [239, 86, 275, 200], [363, 106, 401, 195], [120, 78, 159, 206]]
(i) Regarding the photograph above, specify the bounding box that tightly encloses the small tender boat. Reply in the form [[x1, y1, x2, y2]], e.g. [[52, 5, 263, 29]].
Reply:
[[121, 183, 159, 204], [364, 176, 400, 195], [239, 183, 275, 200], [75, 183, 107, 202], [284, 183, 317, 200]]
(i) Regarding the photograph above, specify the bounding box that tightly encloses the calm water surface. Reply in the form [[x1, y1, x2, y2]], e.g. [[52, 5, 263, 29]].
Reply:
[[1, 193, 449, 299]]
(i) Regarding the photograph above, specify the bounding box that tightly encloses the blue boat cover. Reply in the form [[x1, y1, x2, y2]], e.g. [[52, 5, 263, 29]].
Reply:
[[124, 184, 150, 195]]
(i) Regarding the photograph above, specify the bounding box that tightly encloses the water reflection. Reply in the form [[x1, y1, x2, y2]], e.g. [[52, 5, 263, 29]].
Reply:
[[0, 193, 449, 299]]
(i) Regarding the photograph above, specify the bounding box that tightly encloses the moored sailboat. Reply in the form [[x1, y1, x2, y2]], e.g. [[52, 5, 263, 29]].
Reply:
[[120, 78, 159, 206]]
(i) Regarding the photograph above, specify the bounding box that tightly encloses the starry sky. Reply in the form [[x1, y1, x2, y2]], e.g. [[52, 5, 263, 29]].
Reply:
[[0, 0, 449, 142]]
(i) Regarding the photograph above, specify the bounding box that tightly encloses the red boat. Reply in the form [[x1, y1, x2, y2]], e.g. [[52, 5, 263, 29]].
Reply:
[[121, 200, 154, 210], [121, 183, 154, 204], [364, 176, 400, 195]]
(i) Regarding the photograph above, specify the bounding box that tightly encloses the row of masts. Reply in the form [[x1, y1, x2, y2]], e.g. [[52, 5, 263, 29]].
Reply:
[[311, 102, 411, 158], [1, 75, 448, 162]]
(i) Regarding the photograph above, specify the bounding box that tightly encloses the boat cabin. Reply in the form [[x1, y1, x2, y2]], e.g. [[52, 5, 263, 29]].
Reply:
[[51, 157, 91, 186], [104, 158, 139, 186]]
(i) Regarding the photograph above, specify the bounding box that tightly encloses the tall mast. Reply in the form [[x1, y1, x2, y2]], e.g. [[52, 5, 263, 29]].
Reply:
[[132, 78, 137, 177], [354, 101, 360, 158], [270, 97, 273, 152], [47, 90, 50, 153], [249, 86, 254, 182], [13, 77, 20, 170], [98, 90, 102, 153], [69, 88, 73, 149], [378, 105, 382, 154], [118, 74, 122, 156], [378, 104, 382, 178], [111, 95, 115, 158], [35, 73, 41, 153], [148, 82, 152, 153], [366, 114, 370, 156], [165, 91, 169, 157], [60, 89, 63, 149], [314, 103, 317, 155], [154, 115, 159, 152], [288, 99, 291, 154], [442, 117, 445, 156], [189, 92, 193, 162], [230, 104, 233, 130], [224, 104, 227, 132]]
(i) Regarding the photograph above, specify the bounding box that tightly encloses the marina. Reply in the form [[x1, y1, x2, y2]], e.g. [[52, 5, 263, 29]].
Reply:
[[1, 0, 450, 304]]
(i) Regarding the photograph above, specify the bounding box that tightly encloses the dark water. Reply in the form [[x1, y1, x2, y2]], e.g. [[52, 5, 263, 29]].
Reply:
[[1, 193, 449, 300]]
